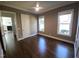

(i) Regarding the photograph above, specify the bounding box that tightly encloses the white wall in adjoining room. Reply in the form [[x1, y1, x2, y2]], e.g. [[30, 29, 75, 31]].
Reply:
[[30, 15, 37, 36], [18, 14, 37, 41]]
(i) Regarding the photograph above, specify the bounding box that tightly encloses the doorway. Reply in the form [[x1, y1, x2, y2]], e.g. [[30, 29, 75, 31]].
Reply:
[[0, 11, 16, 57]]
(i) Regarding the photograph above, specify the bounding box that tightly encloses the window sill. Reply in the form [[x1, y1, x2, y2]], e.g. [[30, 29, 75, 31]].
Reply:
[[57, 33, 71, 37]]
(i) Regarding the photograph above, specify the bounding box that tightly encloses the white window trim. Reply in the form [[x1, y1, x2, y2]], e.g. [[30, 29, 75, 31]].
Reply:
[[57, 9, 74, 37]]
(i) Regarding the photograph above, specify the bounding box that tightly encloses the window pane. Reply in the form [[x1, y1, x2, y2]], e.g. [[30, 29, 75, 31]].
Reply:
[[59, 24, 70, 35], [39, 16, 44, 32], [2, 17, 12, 26], [59, 14, 72, 24]]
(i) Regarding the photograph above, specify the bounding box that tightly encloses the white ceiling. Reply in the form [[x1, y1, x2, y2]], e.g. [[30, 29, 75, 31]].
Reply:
[[0, 1, 76, 14]]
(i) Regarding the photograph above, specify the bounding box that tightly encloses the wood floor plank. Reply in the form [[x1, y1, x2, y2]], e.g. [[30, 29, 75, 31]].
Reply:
[[5, 35, 74, 58]]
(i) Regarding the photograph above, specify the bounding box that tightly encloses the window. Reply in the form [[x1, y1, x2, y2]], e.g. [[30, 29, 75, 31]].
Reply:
[[2, 17, 12, 26], [2, 17, 12, 31], [39, 16, 44, 32], [58, 9, 73, 36]]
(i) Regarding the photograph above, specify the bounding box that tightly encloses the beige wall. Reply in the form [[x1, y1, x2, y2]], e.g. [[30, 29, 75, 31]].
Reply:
[[38, 3, 79, 42]]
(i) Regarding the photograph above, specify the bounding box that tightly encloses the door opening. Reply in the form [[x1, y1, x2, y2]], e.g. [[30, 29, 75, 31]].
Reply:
[[0, 11, 16, 57]]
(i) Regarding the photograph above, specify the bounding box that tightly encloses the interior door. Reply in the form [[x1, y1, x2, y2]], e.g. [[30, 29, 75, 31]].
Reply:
[[75, 8, 79, 58], [0, 11, 5, 57], [21, 14, 30, 39], [75, 21, 79, 57]]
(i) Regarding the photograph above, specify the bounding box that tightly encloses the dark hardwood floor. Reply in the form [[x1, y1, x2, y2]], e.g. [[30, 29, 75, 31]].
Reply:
[[5, 34, 74, 58]]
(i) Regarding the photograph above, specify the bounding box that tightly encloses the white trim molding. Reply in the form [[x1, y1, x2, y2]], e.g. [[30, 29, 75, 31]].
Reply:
[[38, 33, 74, 44]]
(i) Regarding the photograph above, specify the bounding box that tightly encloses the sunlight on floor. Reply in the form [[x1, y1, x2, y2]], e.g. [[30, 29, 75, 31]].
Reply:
[[38, 37, 46, 56], [56, 44, 68, 58]]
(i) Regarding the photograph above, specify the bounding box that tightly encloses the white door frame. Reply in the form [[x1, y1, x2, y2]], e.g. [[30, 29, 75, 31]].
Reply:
[[0, 10, 18, 50]]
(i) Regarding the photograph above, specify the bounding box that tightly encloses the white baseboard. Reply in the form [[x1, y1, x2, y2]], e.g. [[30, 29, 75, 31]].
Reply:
[[18, 33, 37, 41], [38, 33, 74, 44]]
